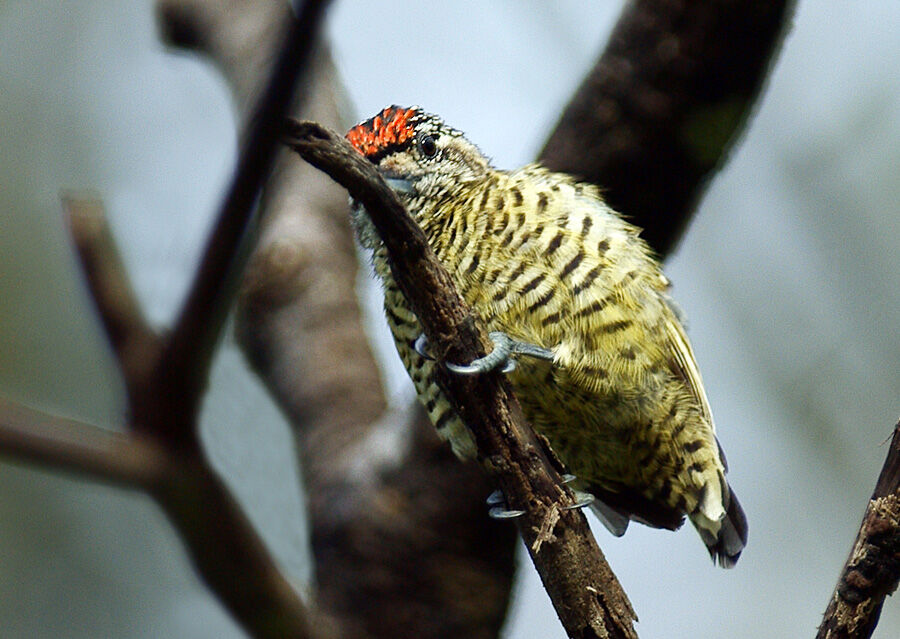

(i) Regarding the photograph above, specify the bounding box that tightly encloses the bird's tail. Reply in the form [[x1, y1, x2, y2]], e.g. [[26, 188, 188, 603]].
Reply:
[[691, 483, 748, 568]]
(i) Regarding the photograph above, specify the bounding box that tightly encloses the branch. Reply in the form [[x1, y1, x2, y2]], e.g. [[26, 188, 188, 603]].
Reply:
[[540, 0, 795, 257], [163, 0, 332, 415], [285, 120, 638, 639], [13, 4, 339, 636], [818, 420, 900, 639], [0, 398, 165, 487], [63, 194, 160, 396], [152, 457, 323, 639], [58, 192, 322, 638], [157, 2, 519, 636]]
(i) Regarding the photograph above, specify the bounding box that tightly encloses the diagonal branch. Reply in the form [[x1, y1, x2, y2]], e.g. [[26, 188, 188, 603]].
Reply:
[[164, 0, 332, 413], [0, 398, 165, 487], [63, 194, 160, 396], [540, 0, 795, 257], [157, 3, 520, 635], [150, 455, 323, 639], [285, 120, 638, 639], [817, 420, 900, 639]]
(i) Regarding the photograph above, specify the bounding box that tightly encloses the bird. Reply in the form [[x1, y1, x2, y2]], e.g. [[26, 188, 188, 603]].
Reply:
[[344, 105, 747, 567]]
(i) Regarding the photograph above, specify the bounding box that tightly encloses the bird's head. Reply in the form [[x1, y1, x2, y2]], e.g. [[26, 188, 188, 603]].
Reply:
[[346, 106, 491, 206]]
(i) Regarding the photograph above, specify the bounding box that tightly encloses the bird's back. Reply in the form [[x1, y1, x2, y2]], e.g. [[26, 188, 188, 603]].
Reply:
[[418, 166, 746, 565]]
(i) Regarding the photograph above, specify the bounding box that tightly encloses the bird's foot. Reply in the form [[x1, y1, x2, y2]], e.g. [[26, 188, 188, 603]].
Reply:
[[486, 478, 593, 519], [445, 331, 554, 375], [486, 489, 525, 519], [559, 474, 595, 510], [564, 491, 595, 510]]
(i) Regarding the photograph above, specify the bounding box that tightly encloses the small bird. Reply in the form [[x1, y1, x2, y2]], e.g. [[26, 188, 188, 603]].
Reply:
[[345, 105, 747, 567]]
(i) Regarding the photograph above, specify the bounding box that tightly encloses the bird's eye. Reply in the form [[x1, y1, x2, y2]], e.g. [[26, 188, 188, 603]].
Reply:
[[418, 133, 438, 158]]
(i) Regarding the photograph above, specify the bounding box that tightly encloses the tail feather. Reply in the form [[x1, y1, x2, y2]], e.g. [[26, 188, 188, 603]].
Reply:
[[703, 487, 748, 568], [586, 479, 747, 568]]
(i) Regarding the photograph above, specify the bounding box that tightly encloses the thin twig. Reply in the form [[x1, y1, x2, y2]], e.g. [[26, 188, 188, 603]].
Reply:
[[0, 398, 165, 486], [164, 0, 332, 414], [63, 194, 159, 394], [285, 120, 638, 639], [818, 420, 900, 639]]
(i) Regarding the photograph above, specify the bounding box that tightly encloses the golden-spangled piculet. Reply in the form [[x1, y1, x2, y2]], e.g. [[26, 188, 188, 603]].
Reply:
[[346, 105, 748, 567]]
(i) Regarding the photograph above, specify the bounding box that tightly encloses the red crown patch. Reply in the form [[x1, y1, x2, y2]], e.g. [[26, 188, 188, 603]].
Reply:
[[346, 106, 418, 158]]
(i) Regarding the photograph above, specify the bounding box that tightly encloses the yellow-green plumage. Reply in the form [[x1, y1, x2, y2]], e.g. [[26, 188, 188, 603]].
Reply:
[[347, 106, 747, 566]]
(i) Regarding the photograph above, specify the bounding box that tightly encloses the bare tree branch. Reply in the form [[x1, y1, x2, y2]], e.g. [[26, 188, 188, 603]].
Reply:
[[63, 194, 160, 400], [0, 399, 165, 487], [163, 0, 332, 431], [285, 120, 638, 639], [0, 3, 342, 636], [0, 400, 321, 638], [540, 0, 795, 257], [157, 2, 520, 636], [151, 456, 324, 639], [59, 189, 322, 639], [818, 420, 900, 639]]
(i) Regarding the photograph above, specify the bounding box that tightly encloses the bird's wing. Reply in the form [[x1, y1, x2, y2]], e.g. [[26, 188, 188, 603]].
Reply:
[[664, 307, 715, 432], [663, 307, 729, 470]]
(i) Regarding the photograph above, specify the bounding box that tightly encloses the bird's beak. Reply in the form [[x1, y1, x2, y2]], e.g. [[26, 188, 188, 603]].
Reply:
[[378, 169, 415, 195]]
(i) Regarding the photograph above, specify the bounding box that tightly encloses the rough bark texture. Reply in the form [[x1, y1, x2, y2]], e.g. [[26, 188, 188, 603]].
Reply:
[[818, 421, 900, 639], [540, 0, 795, 257], [286, 120, 637, 639]]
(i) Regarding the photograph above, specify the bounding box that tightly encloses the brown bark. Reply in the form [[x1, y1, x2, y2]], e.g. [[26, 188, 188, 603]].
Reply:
[[818, 421, 900, 639], [540, 0, 795, 257]]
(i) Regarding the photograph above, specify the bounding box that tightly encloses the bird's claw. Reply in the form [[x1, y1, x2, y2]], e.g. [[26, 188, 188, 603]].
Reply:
[[413, 333, 434, 360], [486, 483, 593, 519], [564, 490, 595, 511], [445, 331, 554, 375], [559, 474, 594, 510], [486, 489, 525, 519]]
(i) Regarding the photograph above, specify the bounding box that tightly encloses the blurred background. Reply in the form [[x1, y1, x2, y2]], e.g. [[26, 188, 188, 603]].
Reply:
[[0, 1, 898, 637]]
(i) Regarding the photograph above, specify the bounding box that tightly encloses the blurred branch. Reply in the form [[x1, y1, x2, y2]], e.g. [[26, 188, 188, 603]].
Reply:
[[540, 0, 795, 257], [0, 400, 322, 638], [818, 420, 900, 639], [63, 194, 158, 392], [285, 120, 638, 639], [1, 2, 338, 637], [158, 2, 519, 637], [162, 0, 331, 434], [0, 399, 164, 487]]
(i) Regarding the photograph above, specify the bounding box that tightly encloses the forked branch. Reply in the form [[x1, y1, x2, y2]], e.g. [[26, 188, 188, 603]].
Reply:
[[0, 2, 335, 637]]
